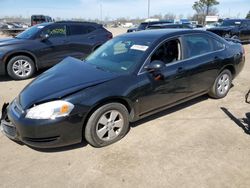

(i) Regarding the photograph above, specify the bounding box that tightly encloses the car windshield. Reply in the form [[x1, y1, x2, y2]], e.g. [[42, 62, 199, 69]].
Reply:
[[16, 25, 45, 39], [220, 20, 241, 27], [86, 37, 153, 73]]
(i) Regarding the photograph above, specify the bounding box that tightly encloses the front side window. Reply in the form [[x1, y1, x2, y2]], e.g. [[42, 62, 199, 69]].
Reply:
[[42, 25, 66, 38], [151, 39, 181, 65], [86, 37, 153, 73]]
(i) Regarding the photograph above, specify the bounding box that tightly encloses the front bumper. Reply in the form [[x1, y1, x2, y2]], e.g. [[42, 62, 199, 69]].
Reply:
[[0, 101, 85, 148]]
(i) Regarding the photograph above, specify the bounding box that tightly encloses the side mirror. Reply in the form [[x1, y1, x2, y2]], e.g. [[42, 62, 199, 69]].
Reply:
[[144, 60, 165, 73], [40, 33, 50, 41]]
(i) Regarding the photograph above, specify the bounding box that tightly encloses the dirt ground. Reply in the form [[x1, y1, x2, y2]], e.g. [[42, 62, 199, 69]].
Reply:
[[0, 28, 250, 188]]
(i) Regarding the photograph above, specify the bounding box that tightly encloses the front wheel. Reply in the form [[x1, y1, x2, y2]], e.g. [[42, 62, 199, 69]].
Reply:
[[85, 103, 130, 147], [208, 69, 232, 99], [7, 56, 35, 80]]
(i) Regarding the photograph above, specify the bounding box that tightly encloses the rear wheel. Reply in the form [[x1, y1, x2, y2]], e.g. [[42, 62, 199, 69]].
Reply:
[[7, 55, 35, 80], [208, 69, 232, 99], [85, 103, 130, 147]]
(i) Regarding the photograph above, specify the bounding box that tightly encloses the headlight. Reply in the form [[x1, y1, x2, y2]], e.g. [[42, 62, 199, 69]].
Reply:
[[25, 100, 74, 120]]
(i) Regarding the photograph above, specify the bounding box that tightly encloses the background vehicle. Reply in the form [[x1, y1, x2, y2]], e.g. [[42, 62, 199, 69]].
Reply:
[[127, 20, 173, 32], [0, 30, 245, 148], [31, 15, 53, 26], [208, 19, 250, 42], [0, 21, 112, 80], [147, 23, 193, 29]]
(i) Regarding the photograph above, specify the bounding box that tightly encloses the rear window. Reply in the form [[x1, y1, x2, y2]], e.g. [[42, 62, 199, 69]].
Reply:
[[70, 25, 96, 35]]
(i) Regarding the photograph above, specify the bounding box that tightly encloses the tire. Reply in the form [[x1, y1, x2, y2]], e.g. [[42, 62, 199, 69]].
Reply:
[[85, 103, 130, 147], [208, 69, 232, 99], [7, 55, 35, 80]]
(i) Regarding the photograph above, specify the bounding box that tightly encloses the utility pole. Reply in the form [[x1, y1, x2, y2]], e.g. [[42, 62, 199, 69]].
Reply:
[[148, 0, 150, 18], [100, 1, 103, 24]]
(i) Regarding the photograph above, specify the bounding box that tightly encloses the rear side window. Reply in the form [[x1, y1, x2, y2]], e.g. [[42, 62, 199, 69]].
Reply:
[[70, 25, 96, 35], [183, 34, 215, 58]]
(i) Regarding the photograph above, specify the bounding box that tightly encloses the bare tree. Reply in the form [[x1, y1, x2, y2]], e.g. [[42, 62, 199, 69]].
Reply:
[[246, 11, 250, 19], [192, 0, 219, 24]]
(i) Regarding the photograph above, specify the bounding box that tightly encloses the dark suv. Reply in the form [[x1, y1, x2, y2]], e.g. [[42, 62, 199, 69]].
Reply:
[[208, 19, 250, 42], [0, 21, 113, 80]]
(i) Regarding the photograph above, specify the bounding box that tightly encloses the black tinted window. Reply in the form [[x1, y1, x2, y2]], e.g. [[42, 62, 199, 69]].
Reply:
[[42, 25, 66, 38], [70, 25, 96, 35], [183, 34, 214, 58]]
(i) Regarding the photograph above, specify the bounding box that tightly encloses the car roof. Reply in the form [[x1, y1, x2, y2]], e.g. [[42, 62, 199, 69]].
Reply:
[[35, 21, 101, 27], [56, 21, 100, 25], [149, 23, 183, 27], [141, 20, 173, 25], [223, 19, 250, 22], [120, 29, 208, 40]]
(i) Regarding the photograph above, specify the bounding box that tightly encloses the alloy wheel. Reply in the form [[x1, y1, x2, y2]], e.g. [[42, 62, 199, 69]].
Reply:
[[96, 110, 124, 141], [12, 60, 32, 77]]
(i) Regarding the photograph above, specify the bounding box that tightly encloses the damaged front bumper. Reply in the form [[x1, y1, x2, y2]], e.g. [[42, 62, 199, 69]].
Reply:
[[0, 100, 84, 148], [0, 103, 19, 141]]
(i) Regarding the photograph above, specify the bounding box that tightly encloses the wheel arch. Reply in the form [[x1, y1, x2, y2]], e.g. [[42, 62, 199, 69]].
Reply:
[[82, 97, 135, 135], [4, 51, 38, 72], [220, 64, 236, 78]]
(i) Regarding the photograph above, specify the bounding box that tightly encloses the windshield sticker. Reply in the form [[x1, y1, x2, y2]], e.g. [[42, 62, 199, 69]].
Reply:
[[131, 45, 149, 51], [37, 26, 45, 29]]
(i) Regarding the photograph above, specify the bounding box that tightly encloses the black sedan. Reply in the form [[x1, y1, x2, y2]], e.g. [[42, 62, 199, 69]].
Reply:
[[0, 21, 112, 80], [0, 29, 245, 148]]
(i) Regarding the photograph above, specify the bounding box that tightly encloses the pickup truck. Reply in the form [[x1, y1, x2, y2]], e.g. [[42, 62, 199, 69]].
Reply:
[[208, 19, 250, 42]]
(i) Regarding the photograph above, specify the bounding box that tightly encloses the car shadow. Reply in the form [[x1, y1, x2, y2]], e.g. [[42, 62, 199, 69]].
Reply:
[[28, 141, 89, 153], [131, 95, 209, 128], [27, 95, 210, 153], [221, 107, 250, 135]]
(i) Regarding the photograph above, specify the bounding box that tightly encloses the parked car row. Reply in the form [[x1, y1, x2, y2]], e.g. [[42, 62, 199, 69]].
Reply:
[[128, 19, 250, 43], [0, 22, 29, 30], [0, 28, 245, 148]]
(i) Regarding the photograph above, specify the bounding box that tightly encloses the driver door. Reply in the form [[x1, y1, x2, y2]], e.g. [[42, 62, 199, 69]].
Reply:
[[137, 38, 190, 116]]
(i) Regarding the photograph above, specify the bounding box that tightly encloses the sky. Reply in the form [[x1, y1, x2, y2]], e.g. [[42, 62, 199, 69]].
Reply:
[[0, 0, 249, 20]]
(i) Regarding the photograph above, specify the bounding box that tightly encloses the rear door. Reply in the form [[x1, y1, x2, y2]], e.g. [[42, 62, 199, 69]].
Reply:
[[181, 34, 225, 95], [67, 24, 98, 59]]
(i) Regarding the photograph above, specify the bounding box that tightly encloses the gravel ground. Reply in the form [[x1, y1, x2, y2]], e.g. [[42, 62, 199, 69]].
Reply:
[[0, 29, 250, 188]]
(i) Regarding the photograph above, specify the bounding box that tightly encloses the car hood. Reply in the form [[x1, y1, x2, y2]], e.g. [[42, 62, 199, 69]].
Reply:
[[0, 37, 26, 47], [19, 57, 119, 109]]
